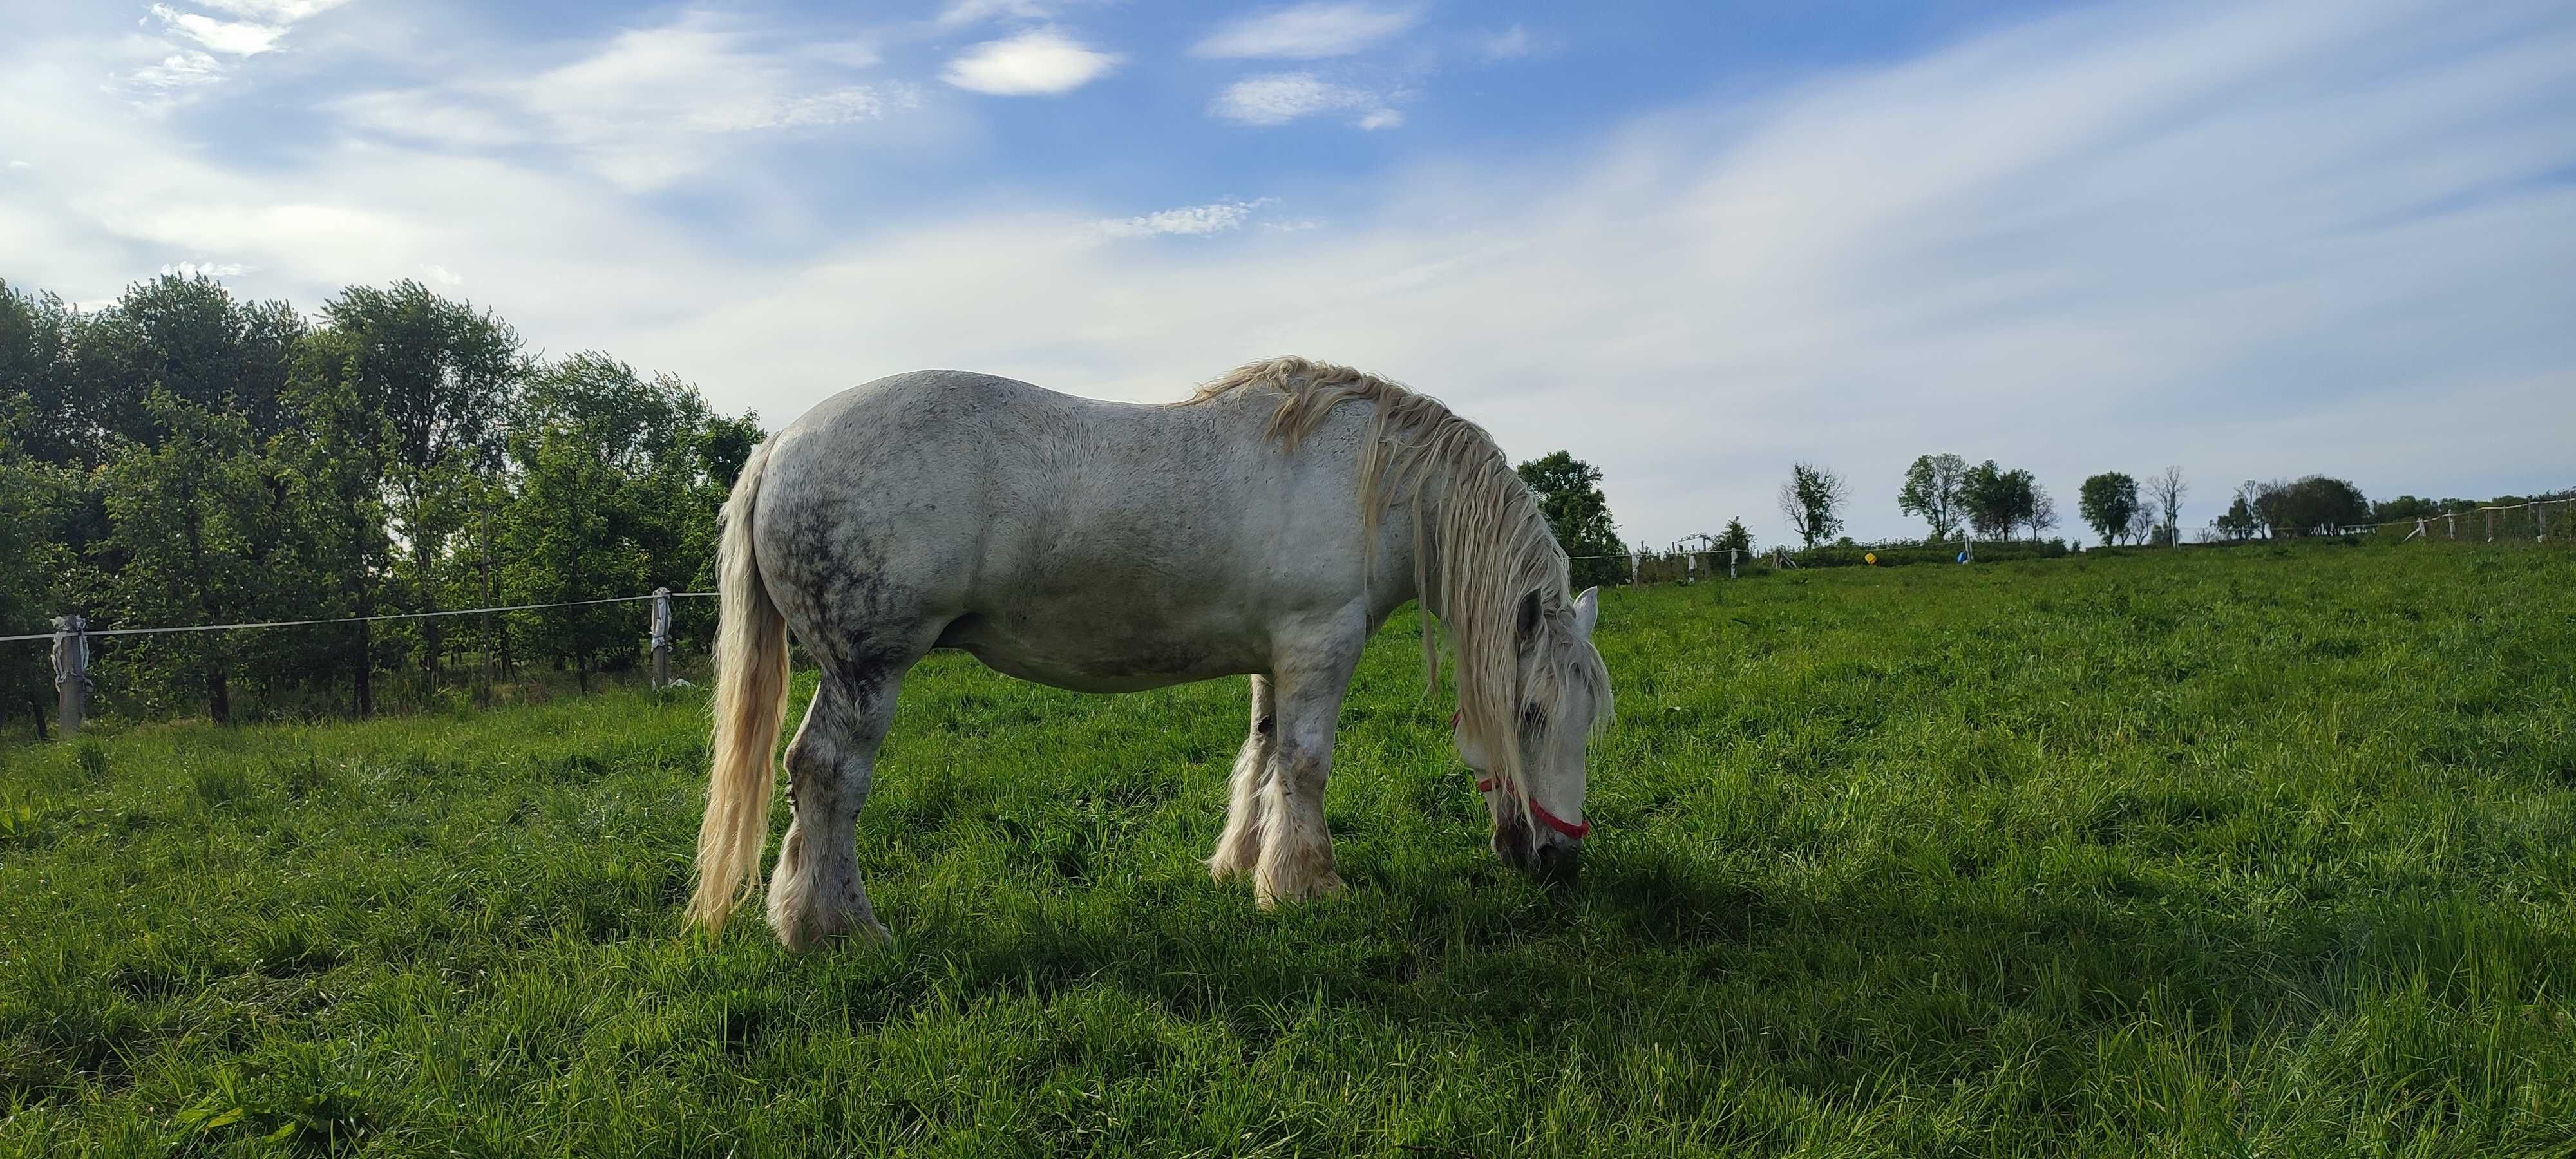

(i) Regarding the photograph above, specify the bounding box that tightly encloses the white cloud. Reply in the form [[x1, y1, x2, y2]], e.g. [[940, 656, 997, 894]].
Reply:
[[149, 5, 285, 55], [1193, 3, 1421, 59], [423, 264, 463, 287], [11, 0, 2574, 548], [127, 49, 225, 90], [1094, 198, 1275, 238], [1210, 72, 1399, 127], [942, 30, 1120, 95], [334, 15, 919, 191], [160, 261, 255, 278], [1476, 25, 1535, 62]]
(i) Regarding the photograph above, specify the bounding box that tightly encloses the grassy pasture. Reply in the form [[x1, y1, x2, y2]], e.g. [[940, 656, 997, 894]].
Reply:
[[3, 543, 2573, 1156]]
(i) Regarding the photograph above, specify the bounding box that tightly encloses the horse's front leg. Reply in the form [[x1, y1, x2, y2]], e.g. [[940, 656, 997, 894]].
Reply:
[[1253, 636, 1361, 908], [1208, 674, 1276, 880]]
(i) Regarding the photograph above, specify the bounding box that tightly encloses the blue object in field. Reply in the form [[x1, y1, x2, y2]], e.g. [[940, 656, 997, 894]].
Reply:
[[1956, 549, 1970, 563]]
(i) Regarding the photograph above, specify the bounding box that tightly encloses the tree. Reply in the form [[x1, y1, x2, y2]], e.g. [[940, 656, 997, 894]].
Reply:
[[505, 353, 728, 690], [0, 395, 75, 737], [1716, 517, 1754, 556], [0, 279, 95, 467], [321, 281, 524, 679], [1897, 453, 1969, 541], [2027, 482, 2060, 540], [2146, 466, 2188, 543], [2079, 472, 2141, 545], [2128, 501, 2159, 545], [95, 391, 281, 722], [1777, 462, 1848, 549], [2264, 476, 2369, 534], [1515, 450, 1629, 589], [1961, 460, 2033, 541], [278, 330, 397, 715]]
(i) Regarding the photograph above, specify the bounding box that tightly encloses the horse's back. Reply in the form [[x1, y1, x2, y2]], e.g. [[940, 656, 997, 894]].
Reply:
[[747, 370, 1385, 686]]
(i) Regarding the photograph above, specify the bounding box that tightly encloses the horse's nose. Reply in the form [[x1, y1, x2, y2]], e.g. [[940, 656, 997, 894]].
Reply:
[[1533, 840, 1581, 887]]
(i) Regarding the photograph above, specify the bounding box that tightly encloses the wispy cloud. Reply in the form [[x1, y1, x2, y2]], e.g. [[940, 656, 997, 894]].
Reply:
[[1475, 25, 1537, 62], [149, 5, 286, 55], [1193, 3, 1421, 60], [118, 0, 346, 100], [1094, 198, 1276, 238], [1210, 72, 1401, 127], [333, 15, 916, 191], [196, 0, 350, 21], [126, 49, 226, 91], [942, 29, 1120, 95]]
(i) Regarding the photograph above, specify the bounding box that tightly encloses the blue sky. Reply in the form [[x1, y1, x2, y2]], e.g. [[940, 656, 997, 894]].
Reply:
[[3, 0, 2571, 547]]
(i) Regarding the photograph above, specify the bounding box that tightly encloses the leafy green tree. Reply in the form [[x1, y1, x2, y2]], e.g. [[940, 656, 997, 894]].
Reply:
[[2079, 473, 2142, 545], [65, 274, 303, 451], [505, 353, 725, 689], [0, 279, 95, 467], [321, 281, 523, 678], [1777, 461, 1848, 548], [699, 412, 764, 491], [1515, 450, 1629, 589], [1898, 453, 1969, 541], [278, 331, 398, 715], [1962, 460, 2034, 541], [1716, 517, 1754, 556], [0, 394, 75, 737], [2264, 476, 2369, 534], [95, 391, 282, 722]]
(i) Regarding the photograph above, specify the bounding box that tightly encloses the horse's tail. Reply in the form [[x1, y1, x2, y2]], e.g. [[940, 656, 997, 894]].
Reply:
[[687, 438, 791, 934]]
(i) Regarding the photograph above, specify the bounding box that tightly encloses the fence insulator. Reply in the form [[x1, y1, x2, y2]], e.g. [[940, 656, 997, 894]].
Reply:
[[650, 587, 674, 689], [51, 614, 87, 740]]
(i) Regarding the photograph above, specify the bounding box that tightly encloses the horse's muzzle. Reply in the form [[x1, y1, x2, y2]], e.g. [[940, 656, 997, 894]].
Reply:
[[1493, 820, 1582, 885]]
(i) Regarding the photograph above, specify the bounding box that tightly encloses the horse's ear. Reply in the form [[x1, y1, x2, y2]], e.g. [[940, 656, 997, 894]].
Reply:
[[1515, 588, 1544, 649], [1573, 586, 1599, 637]]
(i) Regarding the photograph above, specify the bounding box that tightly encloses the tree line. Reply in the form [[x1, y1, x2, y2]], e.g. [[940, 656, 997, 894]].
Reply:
[[0, 273, 758, 735]]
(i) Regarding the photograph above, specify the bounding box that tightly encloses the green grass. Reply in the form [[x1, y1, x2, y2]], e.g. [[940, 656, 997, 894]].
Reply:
[[4, 543, 2573, 1156]]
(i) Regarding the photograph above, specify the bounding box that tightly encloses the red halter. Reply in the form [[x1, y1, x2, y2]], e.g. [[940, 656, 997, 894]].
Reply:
[[1453, 711, 1592, 840]]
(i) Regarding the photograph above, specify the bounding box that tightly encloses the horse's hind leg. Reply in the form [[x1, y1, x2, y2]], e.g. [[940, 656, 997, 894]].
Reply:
[[1208, 675, 1276, 880], [768, 664, 907, 950]]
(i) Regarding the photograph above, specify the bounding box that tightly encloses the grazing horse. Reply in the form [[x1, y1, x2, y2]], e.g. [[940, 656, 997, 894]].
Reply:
[[687, 357, 1614, 948]]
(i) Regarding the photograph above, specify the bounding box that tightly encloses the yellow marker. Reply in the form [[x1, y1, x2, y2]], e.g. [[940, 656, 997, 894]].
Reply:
[[1865, 552, 1877, 565]]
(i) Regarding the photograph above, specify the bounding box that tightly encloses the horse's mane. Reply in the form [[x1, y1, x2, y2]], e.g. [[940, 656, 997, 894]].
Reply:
[[1179, 357, 1613, 802]]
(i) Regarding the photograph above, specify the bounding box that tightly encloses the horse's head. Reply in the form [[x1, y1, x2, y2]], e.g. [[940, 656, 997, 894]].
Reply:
[[1457, 585, 1609, 884]]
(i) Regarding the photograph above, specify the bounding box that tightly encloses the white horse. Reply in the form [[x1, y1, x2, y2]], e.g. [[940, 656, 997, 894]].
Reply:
[[687, 357, 1613, 948]]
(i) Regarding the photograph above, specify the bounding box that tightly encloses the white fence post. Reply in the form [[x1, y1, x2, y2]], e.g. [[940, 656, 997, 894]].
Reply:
[[51, 614, 86, 740], [649, 587, 673, 689], [2446, 512, 2456, 540], [1728, 548, 1738, 580]]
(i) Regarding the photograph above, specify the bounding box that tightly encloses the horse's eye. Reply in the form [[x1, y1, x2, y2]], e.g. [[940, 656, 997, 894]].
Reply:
[[1520, 703, 1543, 726]]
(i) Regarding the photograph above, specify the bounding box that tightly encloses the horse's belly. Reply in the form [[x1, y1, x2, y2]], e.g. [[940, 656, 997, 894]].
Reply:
[[942, 611, 1265, 693]]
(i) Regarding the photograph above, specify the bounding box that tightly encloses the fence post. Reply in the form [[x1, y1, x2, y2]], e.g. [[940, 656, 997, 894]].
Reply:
[[2446, 512, 2455, 540], [2487, 509, 2494, 541], [1728, 548, 1738, 580], [1629, 552, 1640, 586], [650, 587, 673, 689], [2539, 502, 2550, 544], [1685, 552, 1696, 585], [51, 614, 86, 740]]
